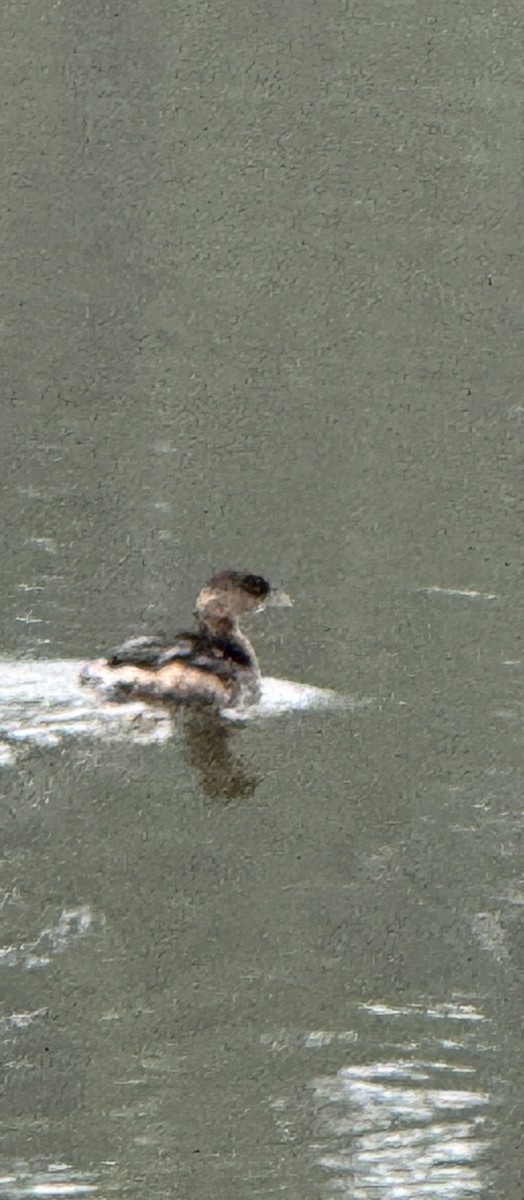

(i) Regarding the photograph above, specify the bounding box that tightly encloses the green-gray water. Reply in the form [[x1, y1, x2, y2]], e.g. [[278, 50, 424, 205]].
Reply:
[[1, 1, 522, 1196]]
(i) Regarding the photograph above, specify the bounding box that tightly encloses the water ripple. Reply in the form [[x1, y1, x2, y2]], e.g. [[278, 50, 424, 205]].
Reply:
[[310, 1005, 493, 1199]]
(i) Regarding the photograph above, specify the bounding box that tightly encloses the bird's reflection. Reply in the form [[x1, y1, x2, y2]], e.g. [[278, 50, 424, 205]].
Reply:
[[181, 709, 260, 801]]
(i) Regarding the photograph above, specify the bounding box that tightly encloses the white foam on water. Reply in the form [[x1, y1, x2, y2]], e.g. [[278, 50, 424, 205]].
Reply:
[[0, 659, 368, 760], [417, 586, 498, 600], [223, 676, 369, 720]]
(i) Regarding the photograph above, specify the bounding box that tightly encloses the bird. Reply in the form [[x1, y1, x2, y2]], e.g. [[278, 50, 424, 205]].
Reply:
[[79, 568, 292, 713]]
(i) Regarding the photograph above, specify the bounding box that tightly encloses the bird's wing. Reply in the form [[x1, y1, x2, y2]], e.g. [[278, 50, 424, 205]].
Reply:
[[106, 634, 169, 668]]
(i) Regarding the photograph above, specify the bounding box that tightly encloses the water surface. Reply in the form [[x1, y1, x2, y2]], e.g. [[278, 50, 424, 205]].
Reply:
[[1, 0, 522, 1196]]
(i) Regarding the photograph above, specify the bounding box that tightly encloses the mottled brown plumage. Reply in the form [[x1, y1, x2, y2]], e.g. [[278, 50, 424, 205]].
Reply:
[[80, 569, 291, 712]]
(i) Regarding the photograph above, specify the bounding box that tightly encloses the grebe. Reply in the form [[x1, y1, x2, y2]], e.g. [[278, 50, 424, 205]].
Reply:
[[80, 569, 292, 712]]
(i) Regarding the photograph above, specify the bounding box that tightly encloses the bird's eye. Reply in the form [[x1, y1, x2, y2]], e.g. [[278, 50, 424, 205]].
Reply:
[[242, 574, 270, 598]]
